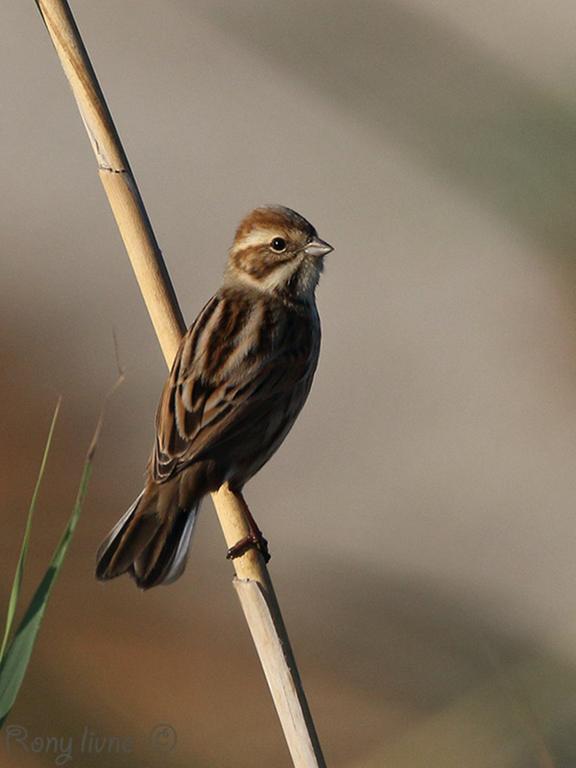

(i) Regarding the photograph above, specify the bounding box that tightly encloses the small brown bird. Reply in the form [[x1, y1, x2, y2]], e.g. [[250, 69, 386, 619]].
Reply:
[[96, 205, 332, 589]]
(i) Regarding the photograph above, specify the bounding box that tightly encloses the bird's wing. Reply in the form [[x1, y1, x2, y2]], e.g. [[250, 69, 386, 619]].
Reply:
[[151, 293, 315, 483]]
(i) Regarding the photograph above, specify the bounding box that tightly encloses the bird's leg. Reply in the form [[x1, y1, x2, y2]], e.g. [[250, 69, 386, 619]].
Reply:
[[226, 501, 271, 563]]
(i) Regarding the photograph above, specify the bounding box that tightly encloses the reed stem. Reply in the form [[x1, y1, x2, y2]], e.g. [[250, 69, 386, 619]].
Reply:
[[33, 2, 326, 765]]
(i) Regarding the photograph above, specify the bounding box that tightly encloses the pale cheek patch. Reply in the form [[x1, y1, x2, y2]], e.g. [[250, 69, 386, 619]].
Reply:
[[259, 260, 301, 292]]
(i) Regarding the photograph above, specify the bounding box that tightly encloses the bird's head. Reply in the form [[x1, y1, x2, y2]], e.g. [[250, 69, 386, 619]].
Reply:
[[225, 205, 333, 300]]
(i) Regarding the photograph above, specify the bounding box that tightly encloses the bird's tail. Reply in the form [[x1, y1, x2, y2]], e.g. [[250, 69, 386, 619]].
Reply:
[[95, 481, 199, 589]]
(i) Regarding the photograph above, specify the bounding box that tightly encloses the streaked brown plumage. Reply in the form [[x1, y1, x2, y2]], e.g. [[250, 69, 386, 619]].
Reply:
[[96, 206, 332, 589]]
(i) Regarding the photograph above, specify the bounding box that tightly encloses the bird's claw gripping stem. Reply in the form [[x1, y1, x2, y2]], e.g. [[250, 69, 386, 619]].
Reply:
[[227, 532, 271, 563]]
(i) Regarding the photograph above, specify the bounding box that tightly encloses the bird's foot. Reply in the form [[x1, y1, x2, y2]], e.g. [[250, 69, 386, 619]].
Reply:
[[226, 532, 271, 563]]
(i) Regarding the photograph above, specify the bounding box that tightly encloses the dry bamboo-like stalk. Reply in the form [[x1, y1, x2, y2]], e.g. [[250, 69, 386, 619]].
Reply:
[[33, 1, 326, 766]]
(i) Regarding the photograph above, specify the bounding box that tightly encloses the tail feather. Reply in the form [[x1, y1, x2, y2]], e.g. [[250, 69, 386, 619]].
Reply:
[[96, 485, 199, 589], [132, 505, 198, 588]]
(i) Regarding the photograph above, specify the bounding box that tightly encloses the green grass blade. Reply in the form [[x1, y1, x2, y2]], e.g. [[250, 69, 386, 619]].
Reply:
[[0, 398, 61, 663], [0, 427, 94, 729]]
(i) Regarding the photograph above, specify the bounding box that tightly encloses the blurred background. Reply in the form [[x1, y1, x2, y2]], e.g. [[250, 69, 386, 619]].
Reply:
[[2, 0, 576, 765]]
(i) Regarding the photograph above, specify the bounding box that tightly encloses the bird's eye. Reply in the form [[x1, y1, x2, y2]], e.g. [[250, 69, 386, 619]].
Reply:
[[270, 237, 287, 253]]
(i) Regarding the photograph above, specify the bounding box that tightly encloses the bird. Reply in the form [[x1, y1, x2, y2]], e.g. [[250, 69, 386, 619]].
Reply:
[[96, 205, 333, 589]]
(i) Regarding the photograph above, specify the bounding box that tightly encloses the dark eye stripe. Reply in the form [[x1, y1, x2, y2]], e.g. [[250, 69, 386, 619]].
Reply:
[[232, 246, 294, 279]]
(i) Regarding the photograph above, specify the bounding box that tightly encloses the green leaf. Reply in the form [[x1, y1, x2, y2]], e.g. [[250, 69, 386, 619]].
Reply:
[[0, 370, 123, 730], [0, 399, 61, 663], [0, 421, 94, 729]]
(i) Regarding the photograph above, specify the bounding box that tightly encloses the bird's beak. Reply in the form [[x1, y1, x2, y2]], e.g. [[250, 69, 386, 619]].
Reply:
[[304, 237, 334, 256], [304, 237, 333, 257]]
